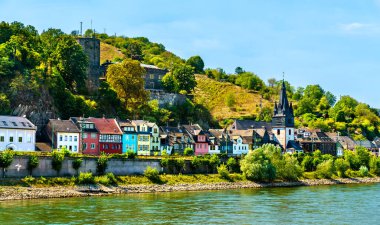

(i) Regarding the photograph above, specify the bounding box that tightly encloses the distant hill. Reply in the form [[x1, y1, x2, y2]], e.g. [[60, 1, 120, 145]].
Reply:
[[193, 74, 273, 121]]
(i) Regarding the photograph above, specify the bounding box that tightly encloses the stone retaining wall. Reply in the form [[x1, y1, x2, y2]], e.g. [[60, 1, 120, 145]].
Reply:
[[3, 156, 161, 178]]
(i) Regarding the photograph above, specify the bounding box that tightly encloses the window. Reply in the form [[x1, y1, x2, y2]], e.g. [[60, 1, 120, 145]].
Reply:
[[18, 136, 22, 142], [69, 136, 72, 141], [83, 133, 88, 138], [74, 136, 77, 142], [150, 74, 155, 79], [59, 135, 63, 141], [0, 136, 4, 142], [154, 128, 158, 133], [277, 129, 280, 135], [9, 136, 13, 142], [91, 133, 97, 139], [289, 129, 291, 135], [69, 145, 72, 150], [73, 146, 77, 152], [132, 135, 135, 140], [83, 143, 87, 150], [91, 143, 95, 149], [64, 135, 68, 141]]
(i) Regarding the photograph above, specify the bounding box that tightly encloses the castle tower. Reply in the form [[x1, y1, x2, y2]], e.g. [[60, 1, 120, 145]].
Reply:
[[76, 37, 101, 93], [272, 80, 295, 152]]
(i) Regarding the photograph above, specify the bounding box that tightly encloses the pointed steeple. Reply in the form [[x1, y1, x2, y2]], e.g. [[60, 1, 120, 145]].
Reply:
[[272, 79, 294, 127]]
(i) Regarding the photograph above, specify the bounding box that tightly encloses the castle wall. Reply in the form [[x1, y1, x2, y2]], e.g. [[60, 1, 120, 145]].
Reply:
[[77, 38, 101, 93]]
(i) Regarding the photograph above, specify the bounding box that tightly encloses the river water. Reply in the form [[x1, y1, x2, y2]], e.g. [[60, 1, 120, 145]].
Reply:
[[0, 183, 379, 224]]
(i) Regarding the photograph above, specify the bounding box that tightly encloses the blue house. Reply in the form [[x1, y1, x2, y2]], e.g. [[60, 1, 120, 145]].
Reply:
[[119, 120, 138, 154]]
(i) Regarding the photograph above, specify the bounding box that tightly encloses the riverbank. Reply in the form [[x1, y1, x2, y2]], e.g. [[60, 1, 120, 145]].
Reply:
[[0, 177, 379, 201]]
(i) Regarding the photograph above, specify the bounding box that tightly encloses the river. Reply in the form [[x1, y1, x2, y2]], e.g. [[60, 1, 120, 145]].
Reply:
[[0, 183, 379, 224]]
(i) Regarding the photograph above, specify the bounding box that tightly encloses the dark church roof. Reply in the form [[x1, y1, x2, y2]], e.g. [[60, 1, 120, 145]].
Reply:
[[272, 80, 295, 127]]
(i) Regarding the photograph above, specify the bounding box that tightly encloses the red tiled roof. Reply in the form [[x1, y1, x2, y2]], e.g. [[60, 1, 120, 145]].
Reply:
[[87, 118, 122, 134]]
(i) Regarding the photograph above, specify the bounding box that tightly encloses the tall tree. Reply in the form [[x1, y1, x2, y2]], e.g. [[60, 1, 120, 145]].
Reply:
[[54, 35, 88, 91], [106, 58, 149, 115], [162, 64, 196, 94], [186, 55, 204, 74]]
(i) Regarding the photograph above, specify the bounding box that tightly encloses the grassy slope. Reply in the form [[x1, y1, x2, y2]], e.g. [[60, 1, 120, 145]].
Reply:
[[100, 42, 125, 63], [193, 74, 273, 121]]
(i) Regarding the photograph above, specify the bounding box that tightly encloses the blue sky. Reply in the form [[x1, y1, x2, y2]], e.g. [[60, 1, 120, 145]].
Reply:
[[1, 0, 380, 108]]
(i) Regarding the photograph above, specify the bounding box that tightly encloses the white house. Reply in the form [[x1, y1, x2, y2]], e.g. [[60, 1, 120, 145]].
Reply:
[[46, 119, 80, 152], [0, 115, 36, 151], [232, 136, 249, 155]]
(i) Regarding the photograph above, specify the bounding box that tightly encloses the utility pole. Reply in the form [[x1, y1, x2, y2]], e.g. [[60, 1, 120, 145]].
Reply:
[[80, 22, 83, 36]]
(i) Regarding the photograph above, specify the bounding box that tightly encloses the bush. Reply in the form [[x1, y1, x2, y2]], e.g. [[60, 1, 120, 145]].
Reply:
[[27, 155, 39, 176], [334, 158, 349, 177], [77, 172, 95, 184], [72, 158, 83, 175], [301, 155, 314, 172], [240, 146, 276, 182], [161, 157, 169, 168], [275, 155, 303, 181], [209, 154, 220, 172], [127, 150, 136, 159], [60, 147, 72, 157], [359, 166, 369, 177], [51, 150, 65, 176], [369, 156, 380, 175], [175, 158, 185, 173], [227, 157, 238, 172], [315, 159, 335, 179], [97, 153, 108, 175], [94, 173, 118, 185], [191, 156, 201, 172], [106, 172, 118, 185], [0, 150, 14, 177], [22, 176, 36, 186], [217, 164, 230, 180], [184, 147, 194, 156], [144, 166, 160, 183]]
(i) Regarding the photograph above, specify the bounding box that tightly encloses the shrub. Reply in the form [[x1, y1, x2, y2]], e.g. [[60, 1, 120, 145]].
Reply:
[[227, 157, 238, 172], [72, 158, 83, 175], [51, 150, 65, 176], [22, 176, 36, 186], [0, 149, 14, 178], [97, 153, 108, 175], [161, 157, 169, 167], [209, 154, 220, 172], [301, 155, 314, 172], [60, 147, 72, 157], [359, 166, 369, 177], [175, 158, 185, 173], [355, 146, 371, 168], [275, 155, 303, 181], [315, 159, 335, 179], [127, 150, 136, 159], [217, 164, 230, 180], [240, 146, 276, 182], [369, 156, 380, 175], [184, 147, 194, 156], [191, 156, 201, 172], [27, 155, 39, 176], [106, 172, 118, 185], [144, 166, 160, 183], [77, 172, 95, 184], [334, 158, 349, 177]]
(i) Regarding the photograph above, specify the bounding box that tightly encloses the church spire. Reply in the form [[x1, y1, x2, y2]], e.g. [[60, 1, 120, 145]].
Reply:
[[272, 77, 294, 127]]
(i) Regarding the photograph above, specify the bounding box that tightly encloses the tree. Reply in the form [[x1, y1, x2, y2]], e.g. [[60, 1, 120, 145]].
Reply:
[[97, 152, 108, 175], [106, 58, 149, 115], [184, 147, 194, 156], [51, 150, 65, 176], [55, 35, 88, 91], [235, 72, 265, 91], [334, 158, 349, 177], [240, 144, 276, 182], [235, 66, 245, 74], [27, 155, 39, 176], [0, 150, 14, 178], [186, 55, 204, 74], [72, 158, 83, 176], [162, 64, 196, 94], [267, 78, 276, 88], [315, 159, 335, 179]]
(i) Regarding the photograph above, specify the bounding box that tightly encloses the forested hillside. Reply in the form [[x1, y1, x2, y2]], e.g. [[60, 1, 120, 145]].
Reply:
[[1, 21, 380, 141]]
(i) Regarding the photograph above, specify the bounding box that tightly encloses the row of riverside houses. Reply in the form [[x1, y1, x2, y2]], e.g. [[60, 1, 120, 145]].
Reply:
[[1, 81, 379, 156]]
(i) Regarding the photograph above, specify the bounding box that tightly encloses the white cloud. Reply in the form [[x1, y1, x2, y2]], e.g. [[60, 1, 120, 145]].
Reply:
[[340, 22, 371, 31]]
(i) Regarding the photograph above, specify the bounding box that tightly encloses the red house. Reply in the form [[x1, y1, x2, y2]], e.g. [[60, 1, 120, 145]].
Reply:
[[70, 117, 100, 155], [87, 117, 122, 154]]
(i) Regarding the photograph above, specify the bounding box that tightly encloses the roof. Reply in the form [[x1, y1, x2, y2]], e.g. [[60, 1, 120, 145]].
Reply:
[[297, 131, 335, 143], [140, 63, 162, 69], [48, 119, 80, 133], [229, 120, 272, 131], [287, 140, 303, 150], [182, 124, 203, 135], [325, 134, 357, 150], [70, 117, 98, 132], [118, 120, 134, 127], [0, 115, 36, 130], [355, 140, 377, 149], [87, 118, 122, 135]]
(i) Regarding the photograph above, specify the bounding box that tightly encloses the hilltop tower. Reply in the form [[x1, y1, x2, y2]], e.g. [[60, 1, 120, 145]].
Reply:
[[272, 80, 295, 152], [76, 37, 101, 93]]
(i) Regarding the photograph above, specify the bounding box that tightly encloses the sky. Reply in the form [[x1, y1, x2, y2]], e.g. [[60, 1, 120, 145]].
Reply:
[[1, 0, 380, 108]]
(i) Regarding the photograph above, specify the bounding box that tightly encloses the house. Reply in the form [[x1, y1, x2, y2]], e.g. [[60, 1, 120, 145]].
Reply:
[[209, 129, 233, 155], [70, 117, 100, 155], [205, 131, 219, 154], [132, 120, 160, 155], [183, 124, 209, 155], [160, 126, 194, 155], [119, 120, 138, 154], [46, 119, 80, 152], [87, 117, 122, 154], [355, 139, 378, 156], [297, 131, 337, 156], [371, 137, 380, 156], [141, 64, 168, 90], [0, 115, 36, 151]]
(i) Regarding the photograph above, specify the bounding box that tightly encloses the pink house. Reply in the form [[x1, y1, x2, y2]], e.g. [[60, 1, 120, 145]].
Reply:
[[183, 124, 209, 155]]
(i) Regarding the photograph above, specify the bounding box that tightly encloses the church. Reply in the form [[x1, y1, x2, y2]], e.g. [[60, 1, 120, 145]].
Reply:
[[229, 80, 303, 153]]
